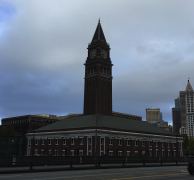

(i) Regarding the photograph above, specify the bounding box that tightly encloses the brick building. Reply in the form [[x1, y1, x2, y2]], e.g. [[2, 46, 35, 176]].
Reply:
[[2, 114, 60, 135], [27, 114, 183, 158], [1, 114, 61, 157]]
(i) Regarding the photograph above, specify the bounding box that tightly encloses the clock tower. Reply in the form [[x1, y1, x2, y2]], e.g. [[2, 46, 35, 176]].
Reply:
[[84, 20, 113, 115]]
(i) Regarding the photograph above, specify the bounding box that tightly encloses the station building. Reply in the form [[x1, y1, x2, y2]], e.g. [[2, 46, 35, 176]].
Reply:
[[26, 21, 183, 159]]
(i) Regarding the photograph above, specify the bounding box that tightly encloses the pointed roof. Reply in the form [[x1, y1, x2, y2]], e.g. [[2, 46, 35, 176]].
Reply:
[[186, 79, 193, 91], [91, 20, 106, 42]]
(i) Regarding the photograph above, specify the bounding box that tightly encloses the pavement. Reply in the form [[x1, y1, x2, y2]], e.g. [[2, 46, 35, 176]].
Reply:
[[0, 165, 193, 180]]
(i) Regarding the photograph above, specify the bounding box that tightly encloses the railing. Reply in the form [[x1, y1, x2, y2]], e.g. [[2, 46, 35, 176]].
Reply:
[[0, 156, 187, 168]]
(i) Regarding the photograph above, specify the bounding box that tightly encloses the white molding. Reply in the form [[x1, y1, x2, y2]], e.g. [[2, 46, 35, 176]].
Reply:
[[26, 128, 183, 143]]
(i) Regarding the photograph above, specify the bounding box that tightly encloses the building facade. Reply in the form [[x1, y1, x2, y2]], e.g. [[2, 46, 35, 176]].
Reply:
[[172, 80, 194, 137], [27, 129, 182, 159]]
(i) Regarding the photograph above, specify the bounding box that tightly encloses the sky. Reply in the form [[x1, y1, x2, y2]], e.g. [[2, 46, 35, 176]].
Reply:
[[1, 0, 194, 124]]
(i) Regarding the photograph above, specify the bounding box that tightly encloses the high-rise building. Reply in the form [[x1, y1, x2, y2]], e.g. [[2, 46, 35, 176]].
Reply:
[[146, 108, 161, 124], [146, 108, 171, 132], [172, 80, 194, 137], [84, 20, 112, 115], [172, 98, 181, 135]]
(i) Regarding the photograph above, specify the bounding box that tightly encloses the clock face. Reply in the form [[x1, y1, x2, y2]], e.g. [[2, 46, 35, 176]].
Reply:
[[102, 50, 108, 58], [90, 49, 96, 58], [90, 48, 108, 58]]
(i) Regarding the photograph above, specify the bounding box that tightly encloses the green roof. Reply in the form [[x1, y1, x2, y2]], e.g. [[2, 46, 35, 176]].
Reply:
[[34, 114, 172, 136]]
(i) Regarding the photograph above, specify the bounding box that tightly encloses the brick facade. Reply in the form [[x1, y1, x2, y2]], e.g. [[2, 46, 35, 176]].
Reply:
[[27, 129, 183, 159]]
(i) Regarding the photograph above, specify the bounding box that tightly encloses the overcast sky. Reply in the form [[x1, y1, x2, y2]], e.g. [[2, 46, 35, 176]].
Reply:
[[1, 0, 194, 124]]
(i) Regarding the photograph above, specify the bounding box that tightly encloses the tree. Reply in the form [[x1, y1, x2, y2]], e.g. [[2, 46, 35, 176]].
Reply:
[[183, 135, 194, 155]]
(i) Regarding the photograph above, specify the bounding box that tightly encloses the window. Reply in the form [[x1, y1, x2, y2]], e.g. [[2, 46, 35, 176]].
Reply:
[[48, 149, 52, 156], [34, 149, 38, 156], [62, 138, 66, 145], [100, 151, 104, 156], [162, 150, 165, 157], [149, 141, 153, 147], [149, 150, 152, 157], [48, 138, 51, 145], [79, 150, 83, 156], [71, 138, 75, 145], [142, 141, 145, 146], [142, 151, 145, 156], [71, 150, 75, 156], [173, 150, 177, 157], [79, 137, 84, 145], [35, 139, 38, 145], [41, 139, 45, 145], [109, 151, 113, 156], [168, 150, 170, 157], [54, 150, 58, 156], [100, 138, 104, 145], [109, 138, 113, 145], [62, 150, 66, 156], [88, 137, 92, 145], [126, 151, 131, 157], [28, 139, 31, 146], [156, 149, 158, 157], [126, 140, 130, 146], [179, 142, 182, 149], [55, 138, 59, 145], [147, 141, 150, 147], [27, 147, 31, 156], [41, 149, 44, 156], [88, 151, 92, 156], [118, 151, 122, 156], [134, 141, 138, 146], [134, 150, 138, 155], [118, 139, 122, 146]]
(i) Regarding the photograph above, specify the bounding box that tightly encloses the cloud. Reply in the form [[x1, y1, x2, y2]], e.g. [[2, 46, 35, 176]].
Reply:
[[1, 0, 194, 124]]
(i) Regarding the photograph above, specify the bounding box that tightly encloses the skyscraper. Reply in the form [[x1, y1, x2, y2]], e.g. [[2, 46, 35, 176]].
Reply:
[[83, 20, 113, 115], [172, 80, 194, 136], [172, 98, 181, 135]]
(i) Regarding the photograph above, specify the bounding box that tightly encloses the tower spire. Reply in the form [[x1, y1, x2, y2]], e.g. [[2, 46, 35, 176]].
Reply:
[[91, 20, 106, 42], [186, 79, 193, 91]]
